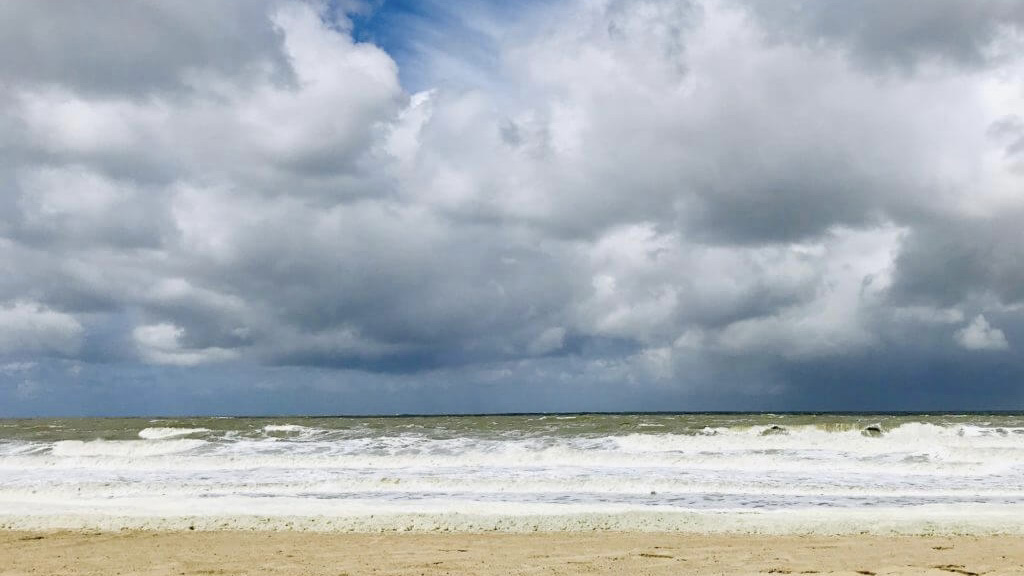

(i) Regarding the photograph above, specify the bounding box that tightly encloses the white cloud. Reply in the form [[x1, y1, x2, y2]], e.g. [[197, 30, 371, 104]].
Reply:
[[17, 88, 162, 154], [133, 323, 237, 366], [892, 306, 966, 325], [15, 165, 160, 247], [527, 327, 566, 355], [690, 225, 903, 359], [0, 361, 36, 374], [14, 379, 41, 399], [13, 1, 402, 198], [0, 301, 83, 356], [19, 166, 130, 219], [955, 315, 1010, 351]]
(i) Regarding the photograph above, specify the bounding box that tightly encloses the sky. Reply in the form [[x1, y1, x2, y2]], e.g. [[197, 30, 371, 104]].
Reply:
[[2, 0, 1024, 416]]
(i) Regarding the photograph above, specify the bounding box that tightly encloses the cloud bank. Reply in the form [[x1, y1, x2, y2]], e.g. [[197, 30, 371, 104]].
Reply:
[[2, 0, 1023, 414]]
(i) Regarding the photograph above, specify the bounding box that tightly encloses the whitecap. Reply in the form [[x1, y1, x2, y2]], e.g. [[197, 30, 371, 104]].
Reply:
[[138, 427, 209, 440], [263, 424, 311, 433], [52, 439, 207, 458]]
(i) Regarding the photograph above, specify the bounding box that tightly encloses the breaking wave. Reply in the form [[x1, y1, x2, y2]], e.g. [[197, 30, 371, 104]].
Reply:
[[2, 415, 1023, 533]]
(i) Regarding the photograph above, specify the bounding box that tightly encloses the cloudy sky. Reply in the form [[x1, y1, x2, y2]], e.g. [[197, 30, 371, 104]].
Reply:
[[2, 0, 1024, 416]]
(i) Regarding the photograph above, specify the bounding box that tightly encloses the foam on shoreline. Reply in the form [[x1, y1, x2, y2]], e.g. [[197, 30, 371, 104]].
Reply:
[[2, 507, 1023, 535]]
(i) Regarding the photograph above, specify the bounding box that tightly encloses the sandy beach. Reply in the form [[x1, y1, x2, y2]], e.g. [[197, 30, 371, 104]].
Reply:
[[2, 531, 1023, 576]]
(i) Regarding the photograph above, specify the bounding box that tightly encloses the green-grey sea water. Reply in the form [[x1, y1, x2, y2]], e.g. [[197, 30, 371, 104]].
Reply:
[[5, 412, 1024, 441]]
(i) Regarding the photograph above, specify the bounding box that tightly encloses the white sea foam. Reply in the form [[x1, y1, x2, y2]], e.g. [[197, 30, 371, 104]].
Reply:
[[1, 507, 1022, 535]]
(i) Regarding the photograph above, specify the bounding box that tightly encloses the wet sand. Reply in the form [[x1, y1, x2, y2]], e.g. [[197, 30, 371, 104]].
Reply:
[[2, 531, 1023, 575]]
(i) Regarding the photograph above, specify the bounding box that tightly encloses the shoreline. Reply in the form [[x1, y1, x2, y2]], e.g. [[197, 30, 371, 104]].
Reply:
[[3, 507, 1024, 535], [3, 530, 1023, 575]]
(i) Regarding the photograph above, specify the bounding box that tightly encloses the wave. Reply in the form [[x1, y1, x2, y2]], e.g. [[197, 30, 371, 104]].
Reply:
[[138, 427, 210, 440], [263, 424, 310, 433], [51, 439, 208, 458], [260, 424, 328, 440], [0, 433, 1015, 480], [2, 417, 1024, 533], [5, 422, 1022, 456]]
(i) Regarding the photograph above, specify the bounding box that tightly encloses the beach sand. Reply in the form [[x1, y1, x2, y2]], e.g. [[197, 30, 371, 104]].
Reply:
[[2, 531, 1023, 575]]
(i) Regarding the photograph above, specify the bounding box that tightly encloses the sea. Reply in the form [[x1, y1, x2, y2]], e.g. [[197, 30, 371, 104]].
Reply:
[[1, 413, 1023, 534]]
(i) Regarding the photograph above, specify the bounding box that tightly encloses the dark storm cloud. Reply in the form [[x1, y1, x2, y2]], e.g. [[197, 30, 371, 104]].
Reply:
[[889, 213, 1024, 308], [171, 204, 583, 370], [0, 0, 1023, 414]]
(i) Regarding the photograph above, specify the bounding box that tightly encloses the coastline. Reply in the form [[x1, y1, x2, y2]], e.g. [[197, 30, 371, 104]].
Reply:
[[3, 506, 1024, 535], [5, 414, 1024, 574], [4, 530, 1023, 575]]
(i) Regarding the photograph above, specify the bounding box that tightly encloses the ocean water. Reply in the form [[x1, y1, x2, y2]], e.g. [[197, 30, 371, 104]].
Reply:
[[1, 413, 1023, 533]]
